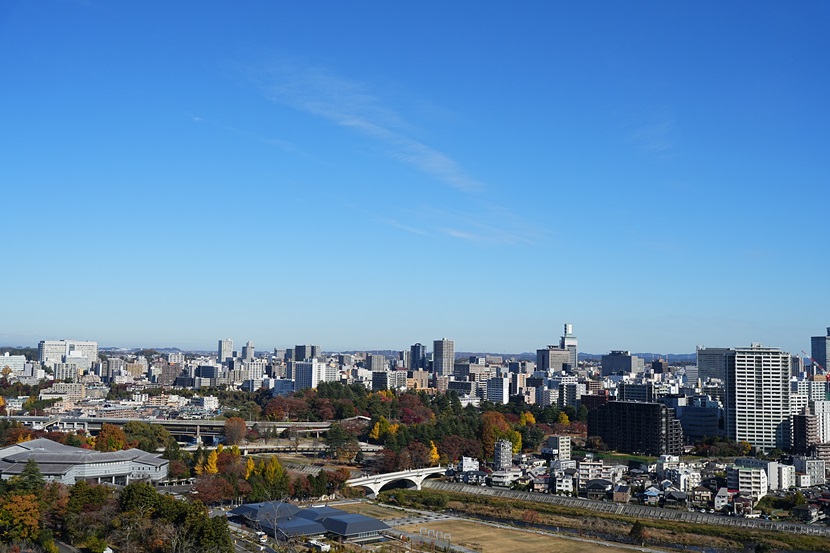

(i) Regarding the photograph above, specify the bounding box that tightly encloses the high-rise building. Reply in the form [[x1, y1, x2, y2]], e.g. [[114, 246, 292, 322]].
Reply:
[[294, 345, 321, 362], [696, 346, 731, 382], [433, 339, 454, 377], [600, 351, 644, 376], [811, 327, 830, 374], [366, 353, 386, 372], [294, 359, 323, 391], [410, 343, 426, 371], [486, 376, 509, 404], [218, 339, 233, 365], [38, 340, 98, 369], [242, 341, 255, 362], [559, 323, 578, 371], [537, 346, 571, 374], [588, 401, 683, 456], [725, 344, 791, 452]]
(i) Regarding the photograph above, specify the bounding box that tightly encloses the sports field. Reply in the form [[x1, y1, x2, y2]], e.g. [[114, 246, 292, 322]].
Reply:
[[334, 501, 404, 521], [399, 520, 635, 553]]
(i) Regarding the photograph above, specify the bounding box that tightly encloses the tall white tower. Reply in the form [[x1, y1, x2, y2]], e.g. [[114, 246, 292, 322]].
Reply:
[[559, 323, 578, 371], [218, 339, 233, 365], [725, 344, 791, 452]]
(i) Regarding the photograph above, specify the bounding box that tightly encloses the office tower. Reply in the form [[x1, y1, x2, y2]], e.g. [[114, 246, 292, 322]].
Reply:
[[652, 358, 669, 374], [294, 359, 323, 391], [588, 401, 683, 456], [600, 351, 644, 375], [242, 341, 255, 362], [433, 339, 454, 377], [486, 376, 509, 404], [294, 345, 321, 362], [725, 344, 791, 452], [559, 323, 578, 371], [537, 346, 571, 373], [218, 339, 233, 365], [696, 346, 731, 382], [811, 327, 830, 374], [366, 353, 386, 372], [398, 350, 410, 369], [410, 343, 426, 371]]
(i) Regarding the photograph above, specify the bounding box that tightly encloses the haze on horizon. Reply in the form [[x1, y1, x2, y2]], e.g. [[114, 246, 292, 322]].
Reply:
[[1, 2, 827, 357]]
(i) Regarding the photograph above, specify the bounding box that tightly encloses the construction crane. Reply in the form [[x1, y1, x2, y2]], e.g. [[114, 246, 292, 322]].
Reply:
[[801, 350, 826, 375]]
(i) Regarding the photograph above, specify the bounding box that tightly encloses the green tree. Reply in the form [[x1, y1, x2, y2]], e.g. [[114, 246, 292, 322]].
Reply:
[[124, 421, 173, 452], [10, 459, 45, 496], [629, 520, 648, 546]]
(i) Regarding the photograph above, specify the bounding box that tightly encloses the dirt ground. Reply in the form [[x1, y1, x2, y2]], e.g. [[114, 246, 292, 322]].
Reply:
[[398, 520, 636, 553]]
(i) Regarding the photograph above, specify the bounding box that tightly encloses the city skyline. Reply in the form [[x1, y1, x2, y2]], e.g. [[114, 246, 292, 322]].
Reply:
[[2, 3, 828, 354]]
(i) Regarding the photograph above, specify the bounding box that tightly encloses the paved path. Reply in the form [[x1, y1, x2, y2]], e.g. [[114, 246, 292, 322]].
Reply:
[[423, 480, 830, 537]]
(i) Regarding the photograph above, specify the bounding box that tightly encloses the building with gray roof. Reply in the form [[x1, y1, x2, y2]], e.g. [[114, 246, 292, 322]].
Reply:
[[229, 502, 389, 542], [0, 438, 168, 485]]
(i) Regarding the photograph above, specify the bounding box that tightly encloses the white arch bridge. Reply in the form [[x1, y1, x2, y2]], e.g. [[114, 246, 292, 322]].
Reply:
[[346, 466, 445, 498]]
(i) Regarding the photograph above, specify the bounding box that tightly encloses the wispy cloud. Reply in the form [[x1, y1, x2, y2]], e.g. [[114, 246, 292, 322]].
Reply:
[[379, 218, 431, 237], [627, 110, 677, 154], [256, 62, 483, 192], [188, 113, 304, 156], [247, 60, 545, 245]]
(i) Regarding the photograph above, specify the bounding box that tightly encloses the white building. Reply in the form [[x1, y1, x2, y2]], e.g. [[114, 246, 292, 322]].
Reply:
[[0, 352, 26, 376], [546, 435, 572, 461], [486, 377, 509, 404], [460, 457, 479, 472], [494, 439, 513, 470], [0, 438, 168, 485], [812, 400, 830, 443], [792, 457, 826, 486], [778, 464, 796, 490], [725, 344, 791, 451], [734, 457, 779, 491], [38, 340, 98, 369], [726, 465, 768, 502]]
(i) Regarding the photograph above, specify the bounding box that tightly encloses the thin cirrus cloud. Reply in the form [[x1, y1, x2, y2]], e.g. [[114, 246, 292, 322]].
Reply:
[[258, 63, 483, 193], [627, 110, 677, 154], [253, 61, 543, 246]]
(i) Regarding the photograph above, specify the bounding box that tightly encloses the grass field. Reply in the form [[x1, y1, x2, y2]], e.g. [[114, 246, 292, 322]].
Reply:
[[335, 501, 404, 521], [399, 520, 636, 553]]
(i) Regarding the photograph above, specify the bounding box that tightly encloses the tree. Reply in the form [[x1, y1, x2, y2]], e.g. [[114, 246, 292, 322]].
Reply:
[[204, 450, 219, 474], [95, 423, 128, 452], [629, 520, 648, 546], [557, 412, 570, 426], [428, 441, 440, 466], [519, 412, 536, 426], [124, 421, 173, 452], [0, 493, 41, 542], [223, 417, 247, 446], [325, 422, 359, 460], [10, 459, 45, 496]]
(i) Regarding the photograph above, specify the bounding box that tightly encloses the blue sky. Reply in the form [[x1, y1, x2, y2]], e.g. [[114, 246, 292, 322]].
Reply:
[[1, 2, 828, 355]]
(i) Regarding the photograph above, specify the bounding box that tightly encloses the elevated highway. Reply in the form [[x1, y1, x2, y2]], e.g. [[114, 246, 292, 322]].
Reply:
[[5, 415, 331, 439]]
